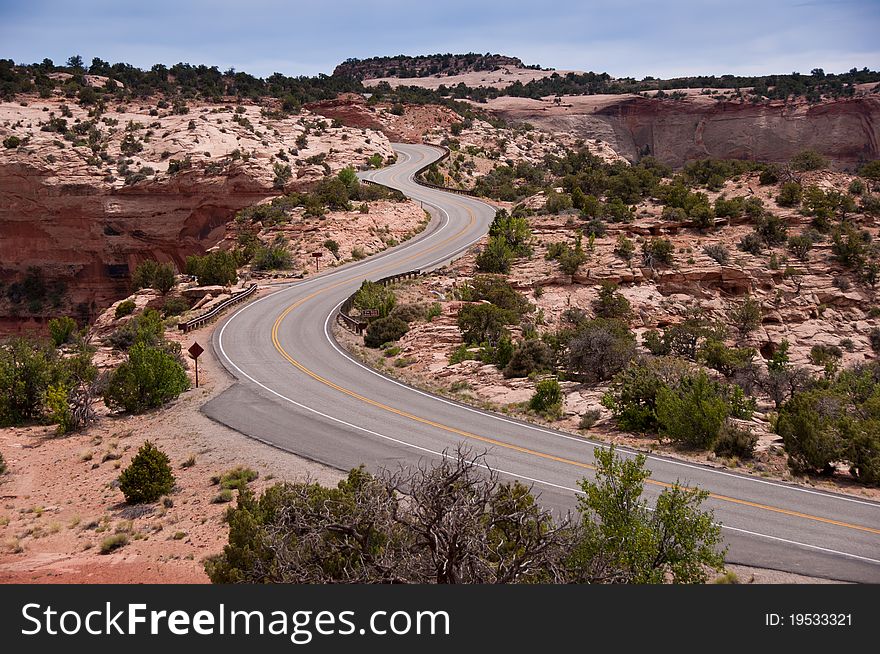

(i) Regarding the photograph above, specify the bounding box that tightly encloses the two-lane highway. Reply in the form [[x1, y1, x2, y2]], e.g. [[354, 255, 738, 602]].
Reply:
[[207, 143, 880, 582]]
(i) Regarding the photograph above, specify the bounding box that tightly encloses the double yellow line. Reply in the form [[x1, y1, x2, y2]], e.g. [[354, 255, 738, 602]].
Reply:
[[268, 174, 880, 539]]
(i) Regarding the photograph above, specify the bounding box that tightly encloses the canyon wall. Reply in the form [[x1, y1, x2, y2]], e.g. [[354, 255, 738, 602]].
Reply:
[[0, 99, 393, 331], [485, 95, 880, 169]]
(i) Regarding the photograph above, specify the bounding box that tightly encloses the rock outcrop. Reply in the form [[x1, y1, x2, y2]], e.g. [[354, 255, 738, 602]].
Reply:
[[483, 94, 880, 169], [0, 99, 393, 331]]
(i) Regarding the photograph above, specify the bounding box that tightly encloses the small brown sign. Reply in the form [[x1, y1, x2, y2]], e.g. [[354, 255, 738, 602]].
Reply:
[[311, 252, 323, 258], [188, 342, 204, 359], [361, 308, 380, 318]]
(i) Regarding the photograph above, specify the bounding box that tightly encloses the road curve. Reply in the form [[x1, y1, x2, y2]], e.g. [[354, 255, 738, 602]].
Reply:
[[207, 143, 880, 583]]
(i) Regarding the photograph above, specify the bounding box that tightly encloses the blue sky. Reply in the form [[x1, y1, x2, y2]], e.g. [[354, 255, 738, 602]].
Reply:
[[1, 0, 878, 79]]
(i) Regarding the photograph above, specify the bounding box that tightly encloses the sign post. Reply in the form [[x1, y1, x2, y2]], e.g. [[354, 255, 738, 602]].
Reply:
[[311, 251, 323, 272], [188, 342, 204, 388]]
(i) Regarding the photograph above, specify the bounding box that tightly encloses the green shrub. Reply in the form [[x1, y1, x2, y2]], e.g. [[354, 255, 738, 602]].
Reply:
[[364, 315, 409, 348], [870, 327, 880, 353], [0, 338, 55, 426], [579, 409, 601, 430], [212, 466, 259, 491], [809, 344, 842, 367], [703, 243, 729, 265], [0, 449, 6, 474], [656, 371, 732, 449], [614, 234, 635, 260], [698, 340, 756, 377], [475, 236, 514, 273], [776, 182, 802, 207], [3, 135, 21, 149], [642, 238, 674, 267], [115, 299, 136, 318], [790, 149, 828, 172], [567, 318, 636, 382], [592, 281, 631, 321], [727, 296, 763, 337], [324, 239, 340, 259], [103, 343, 189, 414], [503, 339, 554, 378], [252, 235, 293, 271], [739, 231, 763, 254], [118, 441, 175, 504], [488, 209, 532, 257], [186, 250, 238, 286], [529, 378, 563, 419], [457, 303, 516, 346], [777, 389, 846, 475], [48, 316, 77, 347], [161, 296, 190, 317], [100, 533, 129, 554], [354, 280, 396, 318], [153, 262, 177, 294], [460, 275, 530, 315], [787, 233, 813, 261], [713, 422, 758, 459], [107, 308, 164, 351]]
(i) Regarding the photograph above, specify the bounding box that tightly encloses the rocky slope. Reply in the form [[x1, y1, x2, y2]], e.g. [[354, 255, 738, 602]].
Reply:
[[479, 93, 880, 169], [0, 98, 393, 331]]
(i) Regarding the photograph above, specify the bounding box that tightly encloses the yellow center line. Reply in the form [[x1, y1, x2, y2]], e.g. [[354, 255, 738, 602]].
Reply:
[[267, 170, 880, 539]]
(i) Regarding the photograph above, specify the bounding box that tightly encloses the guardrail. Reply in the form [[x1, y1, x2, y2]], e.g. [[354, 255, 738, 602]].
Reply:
[[336, 270, 421, 335], [178, 283, 258, 333], [339, 144, 490, 335]]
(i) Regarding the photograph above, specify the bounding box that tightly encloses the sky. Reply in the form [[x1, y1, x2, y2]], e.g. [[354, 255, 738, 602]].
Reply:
[[1, 0, 878, 79]]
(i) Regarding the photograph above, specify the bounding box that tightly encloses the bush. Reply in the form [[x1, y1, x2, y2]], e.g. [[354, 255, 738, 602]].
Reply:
[[614, 234, 635, 260], [48, 316, 77, 347], [503, 339, 554, 378], [727, 297, 762, 337], [457, 303, 516, 346], [213, 466, 259, 491], [100, 533, 129, 554], [3, 135, 21, 149], [592, 282, 631, 321], [579, 409, 601, 430], [186, 250, 238, 286], [809, 344, 842, 367], [161, 296, 190, 317], [252, 235, 293, 271], [776, 182, 802, 207], [488, 209, 532, 257], [460, 275, 530, 315], [703, 243, 729, 265], [107, 308, 164, 351], [475, 236, 514, 273], [738, 232, 763, 255], [601, 357, 690, 433], [115, 299, 136, 318], [353, 280, 396, 318], [870, 327, 880, 353], [699, 339, 756, 377], [153, 262, 177, 294], [642, 238, 674, 267], [529, 378, 563, 419], [364, 315, 408, 348], [324, 239, 340, 259], [713, 422, 758, 459], [118, 441, 175, 504], [103, 343, 190, 414], [787, 233, 813, 261], [0, 338, 55, 426], [656, 371, 732, 449], [777, 389, 845, 475], [567, 318, 636, 382], [0, 449, 6, 475], [790, 150, 828, 172]]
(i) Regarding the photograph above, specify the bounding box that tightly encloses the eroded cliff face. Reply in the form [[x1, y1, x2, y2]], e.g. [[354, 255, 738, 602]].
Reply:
[[483, 94, 880, 168], [0, 99, 393, 331]]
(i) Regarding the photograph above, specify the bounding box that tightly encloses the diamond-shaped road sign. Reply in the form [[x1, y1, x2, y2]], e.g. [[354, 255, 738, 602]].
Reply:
[[188, 342, 204, 359]]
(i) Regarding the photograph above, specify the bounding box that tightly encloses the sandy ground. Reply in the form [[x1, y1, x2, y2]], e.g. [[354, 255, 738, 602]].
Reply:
[[0, 302, 343, 584]]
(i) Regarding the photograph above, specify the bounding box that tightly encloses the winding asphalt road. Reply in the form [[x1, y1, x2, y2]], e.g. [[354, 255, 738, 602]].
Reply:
[[206, 143, 880, 582]]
